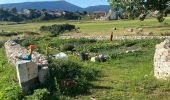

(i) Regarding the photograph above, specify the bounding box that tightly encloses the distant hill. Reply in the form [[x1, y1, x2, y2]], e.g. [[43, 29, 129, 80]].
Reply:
[[0, 1, 110, 12], [0, 1, 83, 12], [85, 5, 111, 12]]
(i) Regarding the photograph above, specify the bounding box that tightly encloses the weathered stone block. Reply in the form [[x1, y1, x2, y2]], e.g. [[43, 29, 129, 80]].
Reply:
[[16, 61, 38, 85]]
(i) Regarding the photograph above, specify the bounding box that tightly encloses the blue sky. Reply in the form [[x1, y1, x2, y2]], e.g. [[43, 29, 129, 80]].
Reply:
[[0, 0, 109, 8]]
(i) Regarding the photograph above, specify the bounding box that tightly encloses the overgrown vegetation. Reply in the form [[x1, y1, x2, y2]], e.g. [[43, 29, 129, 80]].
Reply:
[[3, 36, 170, 99], [40, 24, 77, 36], [26, 89, 50, 100], [48, 60, 95, 95]]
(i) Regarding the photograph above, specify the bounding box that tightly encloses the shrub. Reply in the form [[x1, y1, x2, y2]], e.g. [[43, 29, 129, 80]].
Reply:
[[48, 60, 93, 95], [25, 31, 39, 35], [50, 60, 82, 80], [21, 39, 36, 47], [26, 89, 50, 100], [40, 24, 76, 36], [60, 44, 74, 51], [79, 38, 96, 44], [0, 42, 4, 48], [0, 32, 19, 36], [1, 85, 23, 100]]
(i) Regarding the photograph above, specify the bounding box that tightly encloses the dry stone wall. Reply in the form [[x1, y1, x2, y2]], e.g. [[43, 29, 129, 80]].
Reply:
[[4, 40, 48, 66], [154, 39, 170, 79], [60, 36, 170, 40]]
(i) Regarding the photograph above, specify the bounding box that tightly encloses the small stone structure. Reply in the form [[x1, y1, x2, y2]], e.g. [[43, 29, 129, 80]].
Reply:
[[154, 39, 170, 79], [4, 40, 49, 92]]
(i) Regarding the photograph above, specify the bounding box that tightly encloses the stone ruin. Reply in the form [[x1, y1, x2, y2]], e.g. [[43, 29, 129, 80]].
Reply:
[[4, 40, 49, 93], [154, 39, 170, 80]]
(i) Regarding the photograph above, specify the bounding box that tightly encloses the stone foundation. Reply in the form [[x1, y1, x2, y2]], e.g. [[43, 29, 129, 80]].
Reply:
[[154, 39, 170, 79]]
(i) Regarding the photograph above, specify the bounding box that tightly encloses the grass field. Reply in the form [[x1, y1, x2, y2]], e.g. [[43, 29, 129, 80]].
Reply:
[[0, 17, 170, 38], [69, 39, 170, 100], [1, 18, 170, 99]]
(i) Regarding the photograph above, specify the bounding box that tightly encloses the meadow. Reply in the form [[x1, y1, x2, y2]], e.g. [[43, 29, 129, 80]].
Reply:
[[0, 17, 170, 38], [1, 37, 170, 99], [1, 17, 170, 99]]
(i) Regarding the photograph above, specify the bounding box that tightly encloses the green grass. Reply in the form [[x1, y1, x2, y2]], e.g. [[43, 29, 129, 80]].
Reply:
[[1, 17, 170, 99], [0, 17, 170, 37], [2, 36, 170, 99], [49, 38, 170, 100], [0, 47, 21, 100]]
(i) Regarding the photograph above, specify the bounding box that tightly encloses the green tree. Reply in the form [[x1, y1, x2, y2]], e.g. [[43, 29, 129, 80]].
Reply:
[[108, 0, 170, 22], [11, 8, 17, 14]]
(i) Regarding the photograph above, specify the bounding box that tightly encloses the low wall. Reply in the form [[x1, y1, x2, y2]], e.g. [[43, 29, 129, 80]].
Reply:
[[60, 36, 170, 40], [4, 40, 48, 66]]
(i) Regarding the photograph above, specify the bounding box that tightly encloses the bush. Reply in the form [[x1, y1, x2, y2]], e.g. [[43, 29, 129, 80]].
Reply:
[[0, 42, 4, 48], [25, 31, 39, 35], [0, 32, 19, 36], [1, 85, 23, 100], [50, 60, 82, 81], [21, 38, 36, 47], [40, 24, 76, 36], [49, 60, 93, 95], [60, 44, 74, 51], [26, 89, 50, 100]]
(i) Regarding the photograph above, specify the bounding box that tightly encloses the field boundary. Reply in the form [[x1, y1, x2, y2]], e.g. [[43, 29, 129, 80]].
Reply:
[[60, 36, 170, 40]]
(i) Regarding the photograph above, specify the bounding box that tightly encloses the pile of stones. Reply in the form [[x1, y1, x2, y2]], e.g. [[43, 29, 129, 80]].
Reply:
[[154, 39, 170, 80]]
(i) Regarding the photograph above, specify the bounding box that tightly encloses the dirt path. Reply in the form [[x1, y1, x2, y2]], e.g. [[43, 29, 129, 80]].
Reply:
[[59, 36, 170, 40]]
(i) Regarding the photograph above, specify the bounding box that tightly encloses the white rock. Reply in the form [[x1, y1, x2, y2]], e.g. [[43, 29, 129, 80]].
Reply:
[[54, 52, 68, 61], [91, 56, 99, 62]]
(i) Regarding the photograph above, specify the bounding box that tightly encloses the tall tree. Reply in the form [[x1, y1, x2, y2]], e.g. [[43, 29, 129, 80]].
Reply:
[[108, 0, 170, 22]]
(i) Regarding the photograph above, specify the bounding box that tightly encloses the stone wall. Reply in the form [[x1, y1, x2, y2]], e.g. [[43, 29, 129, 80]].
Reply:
[[154, 39, 170, 79], [4, 40, 48, 66], [60, 36, 170, 40]]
